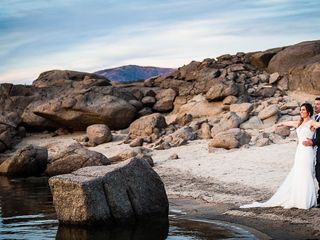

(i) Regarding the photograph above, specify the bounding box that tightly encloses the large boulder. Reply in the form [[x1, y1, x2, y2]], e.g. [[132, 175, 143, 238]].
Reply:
[[21, 101, 62, 130], [32, 86, 137, 130], [248, 47, 284, 70], [86, 124, 112, 145], [230, 103, 253, 122], [171, 94, 223, 120], [49, 158, 169, 225], [211, 112, 241, 136], [267, 40, 320, 94], [268, 40, 320, 74], [287, 62, 320, 94], [258, 105, 279, 120], [45, 142, 110, 176], [129, 113, 167, 139], [0, 84, 40, 114], [205, 81, 239, 101], [153, 88, 176, 112], [0, 145, 47, 177], [208, 128, 251, 149], [32, 70, 110, 88], [240, 116, 264, 129]]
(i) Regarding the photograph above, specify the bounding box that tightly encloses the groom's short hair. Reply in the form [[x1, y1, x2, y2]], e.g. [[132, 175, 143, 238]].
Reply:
[[316, 97, 320, 101]]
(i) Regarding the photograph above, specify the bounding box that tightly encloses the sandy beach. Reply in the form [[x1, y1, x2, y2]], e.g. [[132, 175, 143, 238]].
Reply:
[[16, 131, 320, 239]]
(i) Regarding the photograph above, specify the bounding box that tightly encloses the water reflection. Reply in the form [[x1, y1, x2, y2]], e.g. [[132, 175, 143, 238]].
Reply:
[[56, 219, 169, 240], [0, 176, 256, 240], [0, 176, 58, 240]]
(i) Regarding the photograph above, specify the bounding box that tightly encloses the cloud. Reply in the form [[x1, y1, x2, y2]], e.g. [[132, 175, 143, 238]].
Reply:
[[1, 0, 319, 84]]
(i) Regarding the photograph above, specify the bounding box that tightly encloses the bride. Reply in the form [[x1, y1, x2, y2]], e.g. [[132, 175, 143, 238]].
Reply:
[[241, 102, 319, 209]]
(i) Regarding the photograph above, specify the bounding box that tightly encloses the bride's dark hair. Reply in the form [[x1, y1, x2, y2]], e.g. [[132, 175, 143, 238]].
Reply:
[[298, 102, 314, 127]]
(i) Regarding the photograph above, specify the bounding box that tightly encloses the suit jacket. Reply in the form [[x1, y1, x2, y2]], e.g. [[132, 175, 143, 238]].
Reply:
[[312, 116, 320, 162]]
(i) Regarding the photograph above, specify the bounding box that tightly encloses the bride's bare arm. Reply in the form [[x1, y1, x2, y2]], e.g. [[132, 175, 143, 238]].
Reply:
[[277, 120, 299, 128]]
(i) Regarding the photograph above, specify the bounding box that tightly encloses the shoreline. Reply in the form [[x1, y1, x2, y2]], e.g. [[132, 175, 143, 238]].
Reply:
[[15, 132, 320, 239], [168, 196, 318, 240]]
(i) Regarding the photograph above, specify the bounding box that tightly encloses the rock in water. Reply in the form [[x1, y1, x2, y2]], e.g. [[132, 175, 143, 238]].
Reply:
[[49, 157, 168, 225], [0, 145, 47, 177]]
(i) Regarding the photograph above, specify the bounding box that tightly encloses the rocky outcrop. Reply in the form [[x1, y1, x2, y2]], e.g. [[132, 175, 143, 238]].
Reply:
[[1, 40, 320, 153], [0, 145, 47, 177], [250, 40, 320, 94], [49, 157, 168, 225], [0, 84, 47, 145], [32, 86, 137, 130], [45, 142, 110, 176], [287, 62, 320, 94], [268, 40, 320, 74], [248, 47, 284, 70], [0, 84, 40, 115]]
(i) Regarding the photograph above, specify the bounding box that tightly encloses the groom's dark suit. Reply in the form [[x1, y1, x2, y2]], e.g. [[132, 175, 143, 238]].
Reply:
[[312, 114, 320, 204]]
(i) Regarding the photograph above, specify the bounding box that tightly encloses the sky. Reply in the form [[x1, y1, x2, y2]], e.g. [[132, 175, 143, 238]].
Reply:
[[0, 0, 319, 84]]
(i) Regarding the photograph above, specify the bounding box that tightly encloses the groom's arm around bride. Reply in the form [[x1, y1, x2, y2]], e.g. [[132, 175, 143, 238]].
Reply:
[[303, 119, 320, 205]]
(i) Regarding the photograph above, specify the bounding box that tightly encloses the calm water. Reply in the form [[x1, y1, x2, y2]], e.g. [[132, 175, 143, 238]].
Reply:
[[0, 176, 257, 240]]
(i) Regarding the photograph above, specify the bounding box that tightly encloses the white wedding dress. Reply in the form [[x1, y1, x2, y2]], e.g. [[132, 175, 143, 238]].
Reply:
[[240, 120, 317, 209]]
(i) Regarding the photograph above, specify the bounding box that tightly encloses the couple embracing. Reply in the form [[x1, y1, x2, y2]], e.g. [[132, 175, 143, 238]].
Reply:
[[241, 98, 320, 210]]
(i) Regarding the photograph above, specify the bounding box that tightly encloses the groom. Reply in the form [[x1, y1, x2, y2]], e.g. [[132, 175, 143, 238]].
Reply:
[[303, 97, 320, 206]]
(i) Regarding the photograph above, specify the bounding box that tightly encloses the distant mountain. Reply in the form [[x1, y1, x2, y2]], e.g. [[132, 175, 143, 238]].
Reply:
[[94, 65, 175, 83]]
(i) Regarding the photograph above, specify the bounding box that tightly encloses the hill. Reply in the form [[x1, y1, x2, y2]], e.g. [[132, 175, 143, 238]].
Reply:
[[95, 65, 175, 82]]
